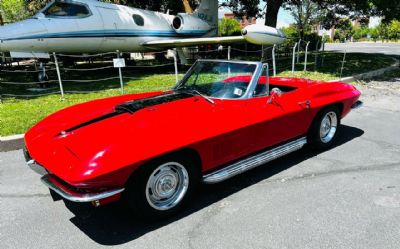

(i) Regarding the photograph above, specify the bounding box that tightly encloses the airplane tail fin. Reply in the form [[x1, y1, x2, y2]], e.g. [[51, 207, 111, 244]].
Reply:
[[194, 0, 218, 35]]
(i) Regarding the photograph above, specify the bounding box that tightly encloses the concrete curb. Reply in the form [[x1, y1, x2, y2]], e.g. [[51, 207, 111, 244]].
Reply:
[[0, 134, 25, 152], [329, 57, 399, 83]]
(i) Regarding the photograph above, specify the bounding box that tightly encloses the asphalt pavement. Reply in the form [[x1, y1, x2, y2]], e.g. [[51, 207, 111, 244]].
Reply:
[[1, 71, 400, 248], [325, 42, 400, 56]]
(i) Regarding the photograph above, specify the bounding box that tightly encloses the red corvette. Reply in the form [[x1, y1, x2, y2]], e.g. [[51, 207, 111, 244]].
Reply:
[[24, 59, 362, 219]]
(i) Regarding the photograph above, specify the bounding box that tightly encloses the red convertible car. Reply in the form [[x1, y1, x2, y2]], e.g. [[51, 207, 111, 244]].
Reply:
[[24, 59, 362, 219]]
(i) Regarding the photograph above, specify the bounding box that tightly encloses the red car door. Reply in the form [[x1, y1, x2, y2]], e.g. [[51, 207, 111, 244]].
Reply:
[[245, 89, 316, 153]]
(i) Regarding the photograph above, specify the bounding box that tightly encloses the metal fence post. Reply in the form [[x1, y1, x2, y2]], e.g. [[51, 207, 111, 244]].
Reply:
[[116, 50, 124, 94], [321, 41, 326, 67], [228, 46, 231, 60], [173, 48, 179, 84], [292, 42, 298, 74], [340, 50, 347, 80], [304, 41, 310, 72], [297, 39, 301, 63], [314, 40, 320, 71], [272, 44, 276, 76], [53, 52, 65, 99], [261, 45, 264, 61]]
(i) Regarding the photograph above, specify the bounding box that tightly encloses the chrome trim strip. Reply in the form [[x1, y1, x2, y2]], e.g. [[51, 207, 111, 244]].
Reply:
[[27, 160, 48, 176], [351, 100, 363, 109], [40, 175, 125, 202], [203, 137, 307, 184]]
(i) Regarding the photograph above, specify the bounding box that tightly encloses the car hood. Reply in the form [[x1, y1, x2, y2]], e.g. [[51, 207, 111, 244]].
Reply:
[[25, 91, 243, 184]]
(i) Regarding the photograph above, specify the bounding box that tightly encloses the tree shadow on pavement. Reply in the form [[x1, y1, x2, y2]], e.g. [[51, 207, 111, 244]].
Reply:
[[65, 124, 364, 245]]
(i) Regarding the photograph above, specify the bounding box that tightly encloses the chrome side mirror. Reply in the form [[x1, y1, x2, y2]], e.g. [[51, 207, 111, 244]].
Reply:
[[267, 88, 282, 104]]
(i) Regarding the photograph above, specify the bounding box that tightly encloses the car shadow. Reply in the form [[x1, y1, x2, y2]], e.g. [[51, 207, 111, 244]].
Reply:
[[66, 124, 364, 245]]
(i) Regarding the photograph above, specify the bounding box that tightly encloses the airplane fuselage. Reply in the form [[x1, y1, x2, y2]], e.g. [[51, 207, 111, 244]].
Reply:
[[0, 0, 213, 53], [0, 0, 286, 56]]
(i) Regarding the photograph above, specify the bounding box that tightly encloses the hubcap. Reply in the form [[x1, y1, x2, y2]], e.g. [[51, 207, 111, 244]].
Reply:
[[320, 111, 338, 143], [145, 162, 189, 211]]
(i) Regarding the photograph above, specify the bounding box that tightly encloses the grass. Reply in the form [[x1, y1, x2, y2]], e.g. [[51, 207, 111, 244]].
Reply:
[[0, 52, 396, 136]]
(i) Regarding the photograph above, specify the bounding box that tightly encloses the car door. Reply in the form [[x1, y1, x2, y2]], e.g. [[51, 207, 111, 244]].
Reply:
[[245, 84, 315, 154]]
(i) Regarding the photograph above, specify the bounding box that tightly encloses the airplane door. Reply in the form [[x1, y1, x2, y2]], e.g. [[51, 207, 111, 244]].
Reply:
[[96, 6, 128, 51], [41, 17, 79, 52], [73, 7, 104, 52]]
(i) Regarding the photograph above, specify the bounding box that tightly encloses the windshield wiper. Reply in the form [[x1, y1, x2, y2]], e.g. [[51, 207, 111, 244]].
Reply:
[[176, 88, 215, 105]]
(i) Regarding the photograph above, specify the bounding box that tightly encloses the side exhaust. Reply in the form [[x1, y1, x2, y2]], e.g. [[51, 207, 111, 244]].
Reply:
[[203, 137, 307, 184]]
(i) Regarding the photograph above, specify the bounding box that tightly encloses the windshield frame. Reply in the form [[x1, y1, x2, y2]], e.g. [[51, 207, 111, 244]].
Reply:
[[38, 0, 92, 19], [174, 59, 264, 100]]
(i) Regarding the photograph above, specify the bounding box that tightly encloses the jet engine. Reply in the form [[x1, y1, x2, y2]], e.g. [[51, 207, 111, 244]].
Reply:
[[172, 14, 212, 35]]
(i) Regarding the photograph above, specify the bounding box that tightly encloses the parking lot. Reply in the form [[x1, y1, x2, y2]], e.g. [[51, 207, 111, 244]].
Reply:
[[1, 72, 400, 249]]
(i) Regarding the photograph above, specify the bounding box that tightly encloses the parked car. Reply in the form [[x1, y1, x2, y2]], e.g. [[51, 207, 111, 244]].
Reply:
[[24, 59, 362, 219]]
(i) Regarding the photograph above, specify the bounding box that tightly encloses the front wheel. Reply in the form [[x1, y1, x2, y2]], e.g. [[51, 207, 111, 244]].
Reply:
[[124, 156, 200, 220], [308, 106, 341, 150]]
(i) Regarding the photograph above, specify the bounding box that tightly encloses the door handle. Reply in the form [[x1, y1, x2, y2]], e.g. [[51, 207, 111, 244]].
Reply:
[[298, 100, 311, 109]]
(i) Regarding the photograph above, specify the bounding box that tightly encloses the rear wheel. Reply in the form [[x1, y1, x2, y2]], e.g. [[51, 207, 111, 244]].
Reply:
[[124, 155, 200, 220], [308, 106, 341, 150]]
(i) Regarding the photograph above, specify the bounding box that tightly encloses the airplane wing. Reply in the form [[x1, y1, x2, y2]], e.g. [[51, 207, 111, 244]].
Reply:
[[142, 24, 286, 49], [142, 36, 246, 48]]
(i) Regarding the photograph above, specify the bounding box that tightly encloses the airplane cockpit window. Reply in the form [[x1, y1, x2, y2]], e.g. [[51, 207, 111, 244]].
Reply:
[[43, 2, 90, 18], [132, 14, 144, 26]]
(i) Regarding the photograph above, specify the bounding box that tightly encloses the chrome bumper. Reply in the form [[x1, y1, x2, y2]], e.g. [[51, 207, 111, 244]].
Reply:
[[24, 147, 124, 202], [24, 147, 48, 175], [41, 174, 125, 203], [351, 100, 363, 109]]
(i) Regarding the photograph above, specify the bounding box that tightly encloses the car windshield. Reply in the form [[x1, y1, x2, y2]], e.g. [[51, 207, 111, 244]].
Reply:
[[176, 61, 257, 99], [43, 1, 90, 17]]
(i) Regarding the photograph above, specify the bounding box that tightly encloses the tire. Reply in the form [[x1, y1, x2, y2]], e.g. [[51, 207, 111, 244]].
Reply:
[[308, 105, 341, 150], [124, 155, 200, 220]]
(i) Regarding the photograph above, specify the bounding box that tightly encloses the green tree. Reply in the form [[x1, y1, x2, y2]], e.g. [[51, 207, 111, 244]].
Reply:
[[262, 0, 400, 28], [283, 0, 320, 39], [221, 0, 261, 19], [334, 18, 354, 42], [0, 0, 28, 23], [387, 20, 400, 41], [377, 22, 389, 41], [218, 17, 241, 36], [369, 26, 380, 41], [353, 26, 369, 40]]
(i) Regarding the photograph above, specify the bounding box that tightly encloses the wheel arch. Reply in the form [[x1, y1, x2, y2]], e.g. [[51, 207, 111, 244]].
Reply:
[[126, 147, 203, 185]]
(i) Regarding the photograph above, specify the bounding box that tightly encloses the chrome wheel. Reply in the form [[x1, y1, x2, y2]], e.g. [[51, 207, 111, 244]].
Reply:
[[319, 111, 338, 143], [145, 162, 189, 211]]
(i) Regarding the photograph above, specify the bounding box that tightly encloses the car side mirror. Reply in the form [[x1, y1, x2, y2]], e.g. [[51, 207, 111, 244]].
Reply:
[[267, 88, 282, 104]]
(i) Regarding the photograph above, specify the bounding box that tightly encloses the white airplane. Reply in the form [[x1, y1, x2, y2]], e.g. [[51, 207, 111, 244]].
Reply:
[[0, 0, 286, 59]]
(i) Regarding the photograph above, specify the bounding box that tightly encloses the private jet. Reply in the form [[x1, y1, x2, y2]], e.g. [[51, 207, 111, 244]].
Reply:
[[0, 0, 286, 59]]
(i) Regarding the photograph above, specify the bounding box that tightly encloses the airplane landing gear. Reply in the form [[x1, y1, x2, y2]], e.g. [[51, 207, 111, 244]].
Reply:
[[38, 62, 49, 88]]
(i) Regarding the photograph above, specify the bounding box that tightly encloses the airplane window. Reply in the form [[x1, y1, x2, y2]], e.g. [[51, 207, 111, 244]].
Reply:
[[132, 14, 144, 26], [44, 2, 90, 17]]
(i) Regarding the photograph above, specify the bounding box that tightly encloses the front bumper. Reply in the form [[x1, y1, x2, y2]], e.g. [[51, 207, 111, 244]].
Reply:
[[40, 174, 124, 202], [24, 146, 124, 202], [351, 100, 363, 109]]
